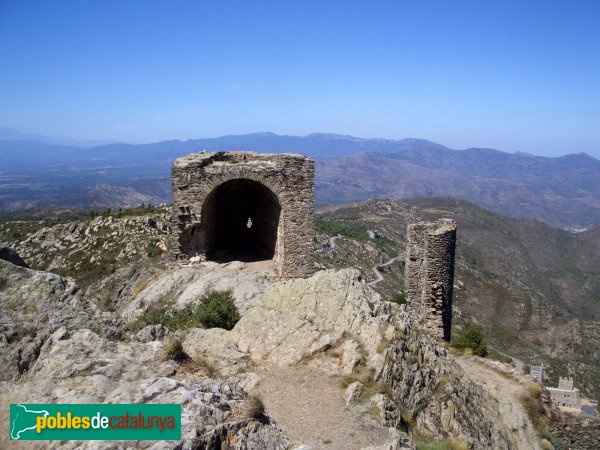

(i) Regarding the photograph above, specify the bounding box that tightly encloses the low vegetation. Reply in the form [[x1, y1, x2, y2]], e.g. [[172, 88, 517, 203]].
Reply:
[[520, 383, 551, 441], [244, 395, 265, 419], [162, 338, 188, 362], [452, 322, 488, 357], [141, 290, 241, 331], [414, 433, 469, 450], [315, 218, 371, 240], [390, 292, 407, 306], [92, 203, 162, 219]]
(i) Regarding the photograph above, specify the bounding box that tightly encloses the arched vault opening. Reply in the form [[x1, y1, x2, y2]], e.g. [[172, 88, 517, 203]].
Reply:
[[201, 178, 281, 262]]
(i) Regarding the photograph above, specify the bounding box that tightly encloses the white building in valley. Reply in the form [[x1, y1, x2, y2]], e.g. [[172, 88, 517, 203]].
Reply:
[[547, 377, 581, 409], [530, 365, 544, 382]]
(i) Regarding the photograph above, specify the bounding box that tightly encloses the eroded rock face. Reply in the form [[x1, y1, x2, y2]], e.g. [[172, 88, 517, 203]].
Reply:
[[380, 328, 517, 449], [226, 268, 540, 449], [0, 328, 291, 450], [0, 259, 120, 381], [550, 414, 600, 450], [228, 269, 398, 375], [0, 259, 549, 449]]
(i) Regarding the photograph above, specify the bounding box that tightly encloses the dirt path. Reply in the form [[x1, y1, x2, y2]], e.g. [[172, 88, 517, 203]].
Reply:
[[456, 356, 542, 450], [250, 365, 392, 450], [367, 255, 403, 286]]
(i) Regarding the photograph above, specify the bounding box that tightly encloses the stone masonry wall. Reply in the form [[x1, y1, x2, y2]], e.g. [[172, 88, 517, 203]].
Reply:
[[171, 151, 314, 278], [405, 219, 457, 340]]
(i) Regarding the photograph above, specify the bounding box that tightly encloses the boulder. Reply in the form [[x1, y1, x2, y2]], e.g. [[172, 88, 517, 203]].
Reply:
[[0, 244, 28, 267], [136, 324, 167, 343], [121, 262, 274, 323], [228, 269, 398, 372], [344, 381, 364, 405], [182, 327, 249, 377]]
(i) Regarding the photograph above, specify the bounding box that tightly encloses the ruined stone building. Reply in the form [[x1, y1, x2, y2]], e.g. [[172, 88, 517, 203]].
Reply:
[[171, 150, 458, 340], [405, 219, 457, 341], [171, 151, 314, 278]]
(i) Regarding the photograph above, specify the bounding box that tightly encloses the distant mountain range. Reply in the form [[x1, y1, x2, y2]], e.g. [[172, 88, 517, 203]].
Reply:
[[0, 130, 599, 228], [0, 126, 115, 148]]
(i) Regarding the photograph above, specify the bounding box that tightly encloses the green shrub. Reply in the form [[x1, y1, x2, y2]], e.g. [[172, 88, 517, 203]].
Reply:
[[194, 290, 240, 330], [141, 290, 240, 331], [145, 239, 162, 257], [453, 322, 488, 357], [390, 292, 407, 306], [314, 218, 370, 240]]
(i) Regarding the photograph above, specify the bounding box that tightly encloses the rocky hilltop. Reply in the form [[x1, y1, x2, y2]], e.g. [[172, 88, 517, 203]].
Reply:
[[1, 206, 597, 449]]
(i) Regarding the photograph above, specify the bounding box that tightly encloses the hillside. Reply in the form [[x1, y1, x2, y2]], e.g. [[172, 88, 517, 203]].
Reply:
[[2, 133, 600, 228], [3, 199, 599, 401], [2, 202, 599, 448], [314, 198, 600, 400], [315, 150, 600, 229], [2, 208, 561, 450]]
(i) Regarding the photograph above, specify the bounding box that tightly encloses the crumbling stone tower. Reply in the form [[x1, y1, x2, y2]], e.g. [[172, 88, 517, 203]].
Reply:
[[171, 151, 314, 278], [405, 219, 457, 341]]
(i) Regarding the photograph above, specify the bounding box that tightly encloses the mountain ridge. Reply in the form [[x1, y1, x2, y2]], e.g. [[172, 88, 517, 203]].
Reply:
[[1, 131, 599, 228]]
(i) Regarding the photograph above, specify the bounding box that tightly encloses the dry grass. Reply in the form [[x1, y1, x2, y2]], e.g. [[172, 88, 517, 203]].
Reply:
[[526, 383, 542, 398], [181, 356, 219, 378], [363, 381, 392, 399], [161, 338, 188, 362], [414, 435, 469, 450], [340, 373, 369, 389], [244, 395, 265, 419], [519, 383, 549, 439]]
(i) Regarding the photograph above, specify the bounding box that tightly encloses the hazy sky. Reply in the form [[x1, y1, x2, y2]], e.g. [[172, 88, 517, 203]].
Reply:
[[1, 0, 599, 157]]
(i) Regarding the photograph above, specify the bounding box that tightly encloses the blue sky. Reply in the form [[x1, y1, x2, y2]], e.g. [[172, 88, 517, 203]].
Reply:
[[1, 0, 599, 156]]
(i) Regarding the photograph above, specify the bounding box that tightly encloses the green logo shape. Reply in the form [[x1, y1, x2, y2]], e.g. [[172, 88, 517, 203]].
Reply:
[[10, 404, 181, 441]]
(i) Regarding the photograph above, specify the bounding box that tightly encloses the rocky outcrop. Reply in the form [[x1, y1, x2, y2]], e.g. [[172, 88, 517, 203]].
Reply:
[[0, 244, 28, 267], [228, 269, 398, 375], [6, 212, 171, 287], [0, 253, 550, 449], [0, 259, 120, 381], [226, 268, 542, 449], [0, 328, 291, 450], [379, 327, 535, 449], [121, 261, 276, 323], [183, 327, 250, 377], [550, 414, 600, 450]]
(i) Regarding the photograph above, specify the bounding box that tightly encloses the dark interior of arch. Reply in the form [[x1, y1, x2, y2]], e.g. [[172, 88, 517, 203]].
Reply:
[[202, 179, 281, 262]]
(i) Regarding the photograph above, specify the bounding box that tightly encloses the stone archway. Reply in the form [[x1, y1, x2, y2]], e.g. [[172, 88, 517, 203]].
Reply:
[[201, 178, 281, 263], [171, 151, 314, 278]]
